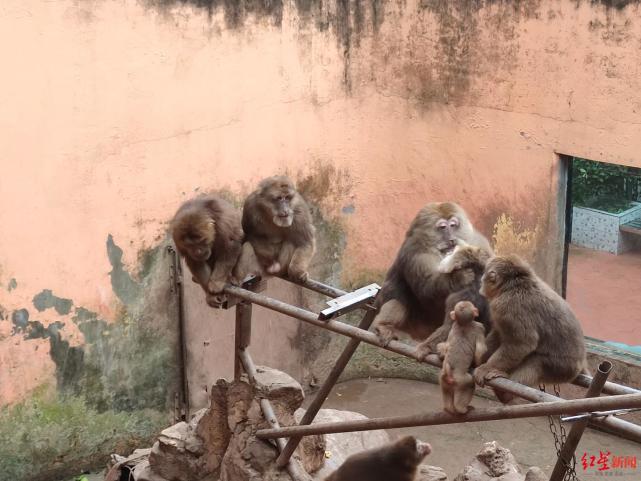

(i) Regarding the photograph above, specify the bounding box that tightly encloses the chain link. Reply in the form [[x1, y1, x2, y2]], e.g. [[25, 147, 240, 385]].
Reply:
[[540, 384, 579, 481]]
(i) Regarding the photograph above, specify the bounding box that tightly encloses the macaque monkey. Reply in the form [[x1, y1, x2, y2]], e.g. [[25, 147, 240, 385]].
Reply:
[[372, 202, 492, 346], [170, 195, 243, 306], [241, 176, 315, 281], [474, 255, 587, 403], [439, 301, 487, 414], [324, 436, 432, 481]]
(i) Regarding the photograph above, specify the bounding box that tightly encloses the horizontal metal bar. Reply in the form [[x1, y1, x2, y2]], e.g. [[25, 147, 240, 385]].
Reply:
[[562, 408, 641, 423], [278, 275, 347, 298], [573, 374, 641, 396], [223, 285, 641, 443], [256, 394, 641, 439]]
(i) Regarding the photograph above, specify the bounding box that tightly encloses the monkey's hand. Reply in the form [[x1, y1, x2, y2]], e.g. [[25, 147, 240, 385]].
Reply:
[[287, 266, 309, 282], [473, 364, 508, 387], [374, 326, 397, 347], [415, 342, 434, 361], [208, 278, 226, 294], [436, 342, 449, 360]]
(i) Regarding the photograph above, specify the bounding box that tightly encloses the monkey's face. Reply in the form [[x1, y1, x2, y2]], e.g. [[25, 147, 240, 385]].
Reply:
[[396, 436, 432, 464], [173, 213, 216, 261], [480, 257, 504, 298], [263, 184, 296, 228], [415, 439, 432, 459], [435, 216, 460, 254]]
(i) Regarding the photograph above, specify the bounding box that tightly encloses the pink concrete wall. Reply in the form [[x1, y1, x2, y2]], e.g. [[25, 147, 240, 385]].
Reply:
[[1, 0, 641, 476]]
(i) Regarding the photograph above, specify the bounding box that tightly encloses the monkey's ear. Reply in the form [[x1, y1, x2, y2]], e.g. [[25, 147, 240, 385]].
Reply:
[[449, 310, 456, 320], [472, 307, 479, 317], [505, 255, 531, 278]]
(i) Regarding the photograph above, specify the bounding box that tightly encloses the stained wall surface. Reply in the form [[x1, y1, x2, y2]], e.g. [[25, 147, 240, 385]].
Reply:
[[1, 0, 641, 478]]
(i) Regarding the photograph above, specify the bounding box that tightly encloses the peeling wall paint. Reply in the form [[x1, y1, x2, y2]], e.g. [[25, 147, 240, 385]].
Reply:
[[1, 0, 641, 478], [0, 239, 181, 480]]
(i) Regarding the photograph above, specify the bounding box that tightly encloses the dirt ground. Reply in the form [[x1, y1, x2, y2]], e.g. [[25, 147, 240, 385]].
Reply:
[[316, 378, 641, 480]]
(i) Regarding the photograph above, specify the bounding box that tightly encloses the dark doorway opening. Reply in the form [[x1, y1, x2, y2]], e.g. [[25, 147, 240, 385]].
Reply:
[[562, 156, 641, 353]]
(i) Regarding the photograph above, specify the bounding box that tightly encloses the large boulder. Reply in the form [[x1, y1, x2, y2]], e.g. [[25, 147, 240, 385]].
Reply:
[[220, 367, 323, 481], [454, 442, 546, 481], [147, 380, 231, 481], [310, 410, 446, 481]]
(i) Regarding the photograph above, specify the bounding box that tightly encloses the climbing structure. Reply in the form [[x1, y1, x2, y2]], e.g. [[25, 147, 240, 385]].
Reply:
[[215, 275, 641, 481]]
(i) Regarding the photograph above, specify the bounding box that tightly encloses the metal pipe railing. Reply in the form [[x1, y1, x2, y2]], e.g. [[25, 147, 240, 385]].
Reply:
[[550, 361, 612, 481], [255, 393, 641, 439], [573, 373, 640, 396], [278, 275, 348, 298], [224, 284, 641, 443], [275, 309, 378, 468]]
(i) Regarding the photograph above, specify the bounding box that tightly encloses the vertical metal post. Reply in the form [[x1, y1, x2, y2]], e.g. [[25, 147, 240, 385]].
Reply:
[[234, 302, 253, 380], [276, 308, 377, 468], [168, 246, 189, 420], [550, 361, 613, 481]]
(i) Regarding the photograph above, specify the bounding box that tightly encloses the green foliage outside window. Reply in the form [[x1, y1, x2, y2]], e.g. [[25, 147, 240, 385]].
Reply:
[[571, 157, 641, 214]]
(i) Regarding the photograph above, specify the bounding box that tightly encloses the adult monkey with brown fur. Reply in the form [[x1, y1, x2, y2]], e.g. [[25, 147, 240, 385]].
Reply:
[[324, 435, 431, 481], [438, 300, 487, 414], [171, 195, 244, 306], [241, 175, 315, 281], [372, 202, 492, 346], [474, 255, 587, 401]]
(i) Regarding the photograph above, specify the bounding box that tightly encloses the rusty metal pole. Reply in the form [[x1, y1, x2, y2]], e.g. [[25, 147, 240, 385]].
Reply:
[[279, 275, 348, 298], [238, 349, 311, 481], [276, 308, 378, 468], [234, 302, 253, 381], [550, 361, 613, 481], [256, 393, 641, 439], [573, 373, 640, 396]]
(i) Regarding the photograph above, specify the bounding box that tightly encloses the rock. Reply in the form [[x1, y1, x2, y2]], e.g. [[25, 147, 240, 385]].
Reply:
[[476, 441, 521, 478], [193, 379, 232, 474], [148, 421, 205, 481], [227, 380, 255, 432], [293, 409, 327, 474], [311, 409, 391, 480], [220, 373, 311, 481], [104, 448, 152, 481], [417, 464, 448, 481], [133, 460, 169, 481], [454, 442, 544, 481], [252, 366, 304, 412], [524, 467, 547, 481]]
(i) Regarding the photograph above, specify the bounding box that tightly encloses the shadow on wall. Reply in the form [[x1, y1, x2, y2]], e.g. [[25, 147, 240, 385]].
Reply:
[[0, 238, 181, 481]]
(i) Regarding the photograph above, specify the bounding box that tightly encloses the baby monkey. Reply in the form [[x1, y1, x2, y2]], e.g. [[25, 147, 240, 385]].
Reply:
[[439, 300, 487, 414]]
